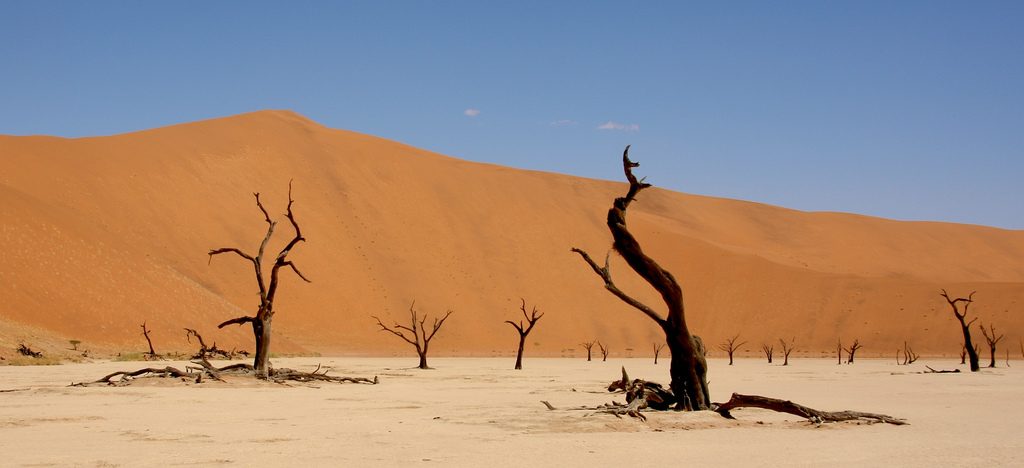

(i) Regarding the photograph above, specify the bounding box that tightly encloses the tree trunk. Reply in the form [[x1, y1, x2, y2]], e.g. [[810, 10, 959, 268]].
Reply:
[[514, 337, 525, 370], [988, 345, 996, 368], [961, 323, 980, 372], [253, 316, 272, 378], [665, 325, 710, 411], [417, 352, 428, 370]]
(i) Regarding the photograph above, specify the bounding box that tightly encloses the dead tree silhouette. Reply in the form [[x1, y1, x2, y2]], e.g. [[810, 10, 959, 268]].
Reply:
[[718, 334, 746, 365], [505, 298, 544, 370], [761, 343, 774, 363], [653, 343, 666, 364], [581, 340, 597, 361], [598, 341, 610, 362], [979, 323, 1004, 368], [572, 147, 709, 410], [373, 301, 453, 369], [140, 322, 159, 359], [941, 290, 980, 372], [779, 338, 796, 366], [844, 339, 863, 364], [553, 147, 907, 423], [897, 341, 919, 365], [209, 183, 310, 379]]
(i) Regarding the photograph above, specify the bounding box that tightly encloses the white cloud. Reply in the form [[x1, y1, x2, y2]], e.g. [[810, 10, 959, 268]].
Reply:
[[597, 121, 639, 131], [549, 119, 578, 127], [464, 108, 481, 117]]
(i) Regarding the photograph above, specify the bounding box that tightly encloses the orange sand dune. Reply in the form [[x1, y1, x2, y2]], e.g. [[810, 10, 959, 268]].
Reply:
[[1, 110, 1021, 359]]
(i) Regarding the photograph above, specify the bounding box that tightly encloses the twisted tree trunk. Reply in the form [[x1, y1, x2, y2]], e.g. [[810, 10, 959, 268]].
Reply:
[[573, 147, 709, 410]]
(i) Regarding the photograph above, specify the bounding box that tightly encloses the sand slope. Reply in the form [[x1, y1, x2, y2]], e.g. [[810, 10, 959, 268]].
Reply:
[[1, 110, 1022, 358]]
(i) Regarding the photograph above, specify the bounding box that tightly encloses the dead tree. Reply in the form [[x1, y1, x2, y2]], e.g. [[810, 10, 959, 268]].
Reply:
[[598, 341, 610, 362], [581, 340, 597, 361], [779, 338, 796, 366], [140, 322, 158, 359], [836, 339, 843, 365], [941, 289, 980, 372], [653, 343, 666, 364], [718, 334, 747, 365], [761, 343, 774, 363], [899, 341, 919, 365], [959, 344, 977, 365], [209, 183, 310, 378], [69, 340, 81, 351], [505, 298, 544, 370], [373, 301, 453, 369], [979, 323, 1004, 368], [844, 339, 863, 364], [572, 147, 710, 410]]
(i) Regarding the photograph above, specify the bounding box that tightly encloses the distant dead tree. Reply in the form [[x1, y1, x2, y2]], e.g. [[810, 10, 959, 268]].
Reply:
[[68, 340, 81, 351], [959, 343, 978, 365], [653, 343, 666, 364], [209, 183, 310, 378], [373, 301, 453, 369], [836, 339, 843, 365], [844, 339, 863, 364], [140, 322, 158, 359], [718, 334, 747, 365], [779, 338, 796, 366], [897, 341, 919, 365], [598, 341, 610, 362], [761, 343, 774, 363], [505, 298, 544, 370], [572, 147, 709, 410], [1006, 349, 1011, 367], [979, 322, 1004, 368], [1020, 338, 1023, 358], [581, 340, 597, 361], [941, 289, 980, 372]]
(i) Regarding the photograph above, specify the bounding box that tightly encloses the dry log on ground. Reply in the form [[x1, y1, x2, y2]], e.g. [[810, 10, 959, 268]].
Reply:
[[17, 343, 42, 358], [553, 369, 907, 426], [73, 350, 377, 387], [713, 393, 907, 425]]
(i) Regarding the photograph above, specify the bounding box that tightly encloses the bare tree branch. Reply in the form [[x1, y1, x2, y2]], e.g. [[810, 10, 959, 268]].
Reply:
[[570, 248, 665, 325]]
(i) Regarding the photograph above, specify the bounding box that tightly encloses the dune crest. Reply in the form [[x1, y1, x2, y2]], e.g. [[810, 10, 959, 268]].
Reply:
[[2, 110, 1021, 358]]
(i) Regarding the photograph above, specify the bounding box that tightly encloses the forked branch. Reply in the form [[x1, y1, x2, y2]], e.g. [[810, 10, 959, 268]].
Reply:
[[570, 248, 665, 326]]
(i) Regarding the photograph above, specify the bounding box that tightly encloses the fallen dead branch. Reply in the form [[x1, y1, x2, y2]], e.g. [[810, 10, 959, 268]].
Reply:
[[925, 366, 961, 374], [551, 367, 907, 426], [713, 393, 907, 425], [17, 343, 43, 358], [73, 358, 377, 387]]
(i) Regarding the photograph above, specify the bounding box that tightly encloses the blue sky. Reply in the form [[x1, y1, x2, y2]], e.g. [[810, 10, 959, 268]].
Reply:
[[2, 2, 1022, 229]]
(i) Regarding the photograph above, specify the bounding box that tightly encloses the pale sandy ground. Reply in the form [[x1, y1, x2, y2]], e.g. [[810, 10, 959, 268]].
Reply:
[[1, 357, 1020, 467]]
